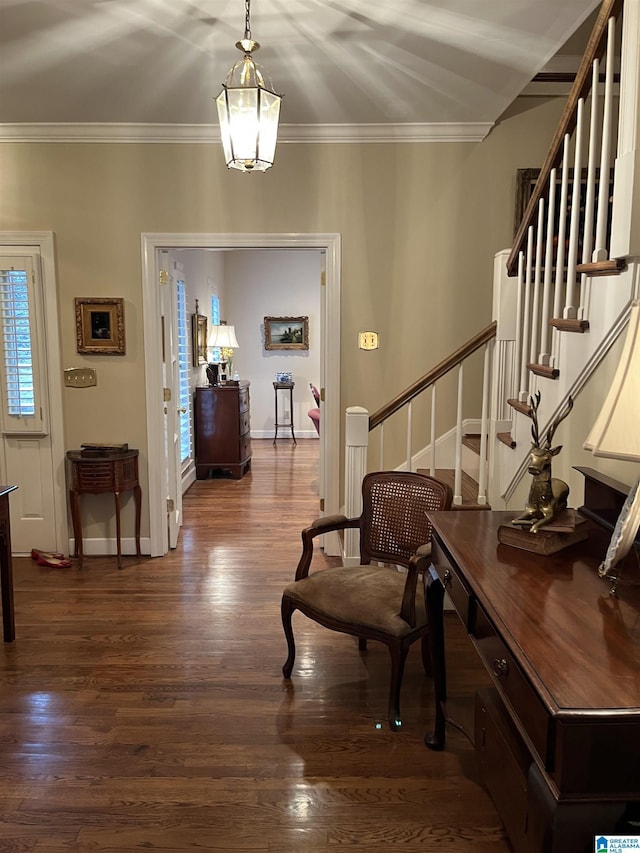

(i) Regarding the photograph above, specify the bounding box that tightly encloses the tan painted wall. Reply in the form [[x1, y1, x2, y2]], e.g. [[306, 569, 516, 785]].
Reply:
[[0, 95, 566, 538]]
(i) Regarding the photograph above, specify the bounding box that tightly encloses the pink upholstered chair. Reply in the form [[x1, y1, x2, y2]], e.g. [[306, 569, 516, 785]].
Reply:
[[308, 383, 320, 435]]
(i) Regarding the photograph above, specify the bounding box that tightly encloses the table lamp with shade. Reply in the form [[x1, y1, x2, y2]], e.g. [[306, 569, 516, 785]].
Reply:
[[207, 322, 239, 385], [583, 300, 640, 592]]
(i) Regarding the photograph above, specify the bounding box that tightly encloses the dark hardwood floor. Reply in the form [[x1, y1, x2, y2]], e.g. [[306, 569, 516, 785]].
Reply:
[[0, 440, 510, 851]]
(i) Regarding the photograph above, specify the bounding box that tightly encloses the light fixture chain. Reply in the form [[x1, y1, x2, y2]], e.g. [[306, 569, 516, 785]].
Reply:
[[244, 0, 252, 41]]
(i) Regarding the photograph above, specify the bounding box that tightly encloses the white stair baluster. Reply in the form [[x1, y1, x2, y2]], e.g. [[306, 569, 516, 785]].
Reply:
[[430, 384, 437, 476], [564, 98, 585, 319], [551, 134, 571, 367], [539, 169, 557, 364], [477, 341, 491, 505], [519, 227, 534, 400], [594, 16, 617, 261], [453, 363, 463, 505], [579, 58, 601, 316], [530, 198, 545, 364], [406, 400, 413, 472]]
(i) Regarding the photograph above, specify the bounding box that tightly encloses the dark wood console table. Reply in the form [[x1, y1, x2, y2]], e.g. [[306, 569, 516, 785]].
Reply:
[[67, 450, 141, 569], [425, 498, 640, 851], [0, 485, 17, 642]]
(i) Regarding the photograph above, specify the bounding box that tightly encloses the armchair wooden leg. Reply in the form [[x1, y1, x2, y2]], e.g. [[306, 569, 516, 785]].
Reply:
[[281, 596, 297, 679], [387, 643, 409, 730]]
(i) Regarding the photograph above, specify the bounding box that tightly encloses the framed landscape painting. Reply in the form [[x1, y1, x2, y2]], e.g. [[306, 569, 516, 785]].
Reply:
[[264, 316, 309, 351]]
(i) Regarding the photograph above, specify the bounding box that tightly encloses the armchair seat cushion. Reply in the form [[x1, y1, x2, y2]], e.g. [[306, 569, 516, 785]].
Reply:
[[283, 565, 427, 638]]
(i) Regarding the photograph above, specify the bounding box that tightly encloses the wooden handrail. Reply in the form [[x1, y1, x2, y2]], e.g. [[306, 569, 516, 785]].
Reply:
[[506, 0, 623, 277], [369, 321, 497, 431]]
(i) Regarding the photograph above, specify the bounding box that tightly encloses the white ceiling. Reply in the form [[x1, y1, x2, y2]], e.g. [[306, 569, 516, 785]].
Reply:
[[0, 0, 600, 142]]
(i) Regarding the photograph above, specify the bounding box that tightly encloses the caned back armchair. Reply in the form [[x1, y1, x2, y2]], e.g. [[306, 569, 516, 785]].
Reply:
[[281, 471, 453, 729]]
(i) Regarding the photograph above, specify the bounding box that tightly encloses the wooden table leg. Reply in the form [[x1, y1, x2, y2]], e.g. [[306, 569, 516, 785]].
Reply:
[[0, 526, 15, 643], [69, 488, 83, 566], [424, 564, 446, 751]]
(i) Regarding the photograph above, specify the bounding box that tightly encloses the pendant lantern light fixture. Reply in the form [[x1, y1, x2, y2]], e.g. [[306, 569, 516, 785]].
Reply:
[[215, 0, 282, 173]]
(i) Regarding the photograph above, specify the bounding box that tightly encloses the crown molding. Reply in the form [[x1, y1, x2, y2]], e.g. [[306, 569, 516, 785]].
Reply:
[[0, 121, 494, 144]]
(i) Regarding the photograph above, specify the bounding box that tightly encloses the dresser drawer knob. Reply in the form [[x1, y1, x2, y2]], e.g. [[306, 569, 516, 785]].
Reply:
[[493, 658, 509, 678], [442, 569, 452, 589]]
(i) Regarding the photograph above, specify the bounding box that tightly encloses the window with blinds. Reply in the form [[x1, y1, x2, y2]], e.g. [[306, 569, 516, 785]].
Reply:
[[176, 280, 193, 465], [0, 255, 47, 434], [210, 293, 221, 362]]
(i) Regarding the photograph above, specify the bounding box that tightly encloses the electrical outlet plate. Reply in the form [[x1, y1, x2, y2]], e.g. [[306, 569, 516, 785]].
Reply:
[[358, 331, 379, 351], [64, 368, 97, 387]]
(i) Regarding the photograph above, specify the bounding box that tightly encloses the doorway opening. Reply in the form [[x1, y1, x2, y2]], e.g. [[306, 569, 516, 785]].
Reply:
[[141, 232, 341, 559]]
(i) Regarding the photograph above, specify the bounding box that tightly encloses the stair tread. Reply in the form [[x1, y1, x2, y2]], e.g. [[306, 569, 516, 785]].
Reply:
[[462, 434, 482, 454], [497, 432, 516, 449], [418, 468, 490, 510]]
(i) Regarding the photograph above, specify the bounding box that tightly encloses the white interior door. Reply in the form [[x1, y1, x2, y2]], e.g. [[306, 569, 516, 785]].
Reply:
[[0, 245, 64, 554], [159, 251, 182, 549]]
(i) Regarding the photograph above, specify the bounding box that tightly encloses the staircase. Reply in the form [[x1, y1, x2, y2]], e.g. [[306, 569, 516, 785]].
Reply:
[[418, 436, 491, 509], [343, 0, 640, 562]]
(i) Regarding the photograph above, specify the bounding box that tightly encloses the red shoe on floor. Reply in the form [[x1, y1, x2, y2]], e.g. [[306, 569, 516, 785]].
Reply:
[[31, 548, 65, 561], [36, 554, 72, 569]]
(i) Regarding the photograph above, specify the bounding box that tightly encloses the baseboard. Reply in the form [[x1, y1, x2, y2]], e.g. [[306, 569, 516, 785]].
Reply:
[[68, 537, 151, 556], [251, 430, 319, 440]]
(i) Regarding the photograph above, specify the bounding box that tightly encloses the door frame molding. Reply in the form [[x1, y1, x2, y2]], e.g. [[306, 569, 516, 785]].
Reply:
[[141, 232, 341, 557], [0, 231, 67, 553]]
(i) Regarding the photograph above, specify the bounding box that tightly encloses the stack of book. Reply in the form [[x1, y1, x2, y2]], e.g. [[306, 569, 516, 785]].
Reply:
[[498, 509, 589, 555], [80, 443, 129, 458]]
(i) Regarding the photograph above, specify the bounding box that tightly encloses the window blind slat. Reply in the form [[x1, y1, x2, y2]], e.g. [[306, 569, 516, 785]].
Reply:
[[0, 270, 35, 417]]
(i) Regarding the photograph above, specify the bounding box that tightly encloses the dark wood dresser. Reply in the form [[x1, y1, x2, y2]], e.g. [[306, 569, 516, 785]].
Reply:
[[425, 470, 640, 852], [195, 382, 251, 480]]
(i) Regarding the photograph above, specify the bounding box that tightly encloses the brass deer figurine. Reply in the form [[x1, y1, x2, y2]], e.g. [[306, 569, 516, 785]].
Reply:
[[512, 393, 574, 533]]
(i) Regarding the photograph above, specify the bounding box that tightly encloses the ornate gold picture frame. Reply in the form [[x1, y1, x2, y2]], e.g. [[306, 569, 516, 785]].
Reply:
[[192, 311, 208, 366], [75, 297, 126, 355], [264, 316, 309, 351]]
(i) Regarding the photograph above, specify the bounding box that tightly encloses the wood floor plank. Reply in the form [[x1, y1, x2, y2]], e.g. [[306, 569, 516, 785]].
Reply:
[[0, 440, 510, 851]]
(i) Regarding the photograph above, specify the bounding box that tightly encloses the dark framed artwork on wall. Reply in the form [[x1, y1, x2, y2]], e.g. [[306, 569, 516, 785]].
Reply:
[[75, 297, 125, 355], [264, 316, 309, 351], [514, 167, 614, 250]]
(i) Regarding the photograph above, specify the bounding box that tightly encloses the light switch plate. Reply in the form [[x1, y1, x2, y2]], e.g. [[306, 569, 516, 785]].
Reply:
[[64, 368, 97, 387], [358, 331, 379, 351]]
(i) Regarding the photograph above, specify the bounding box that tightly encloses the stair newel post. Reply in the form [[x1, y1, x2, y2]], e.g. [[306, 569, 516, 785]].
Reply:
[[344, 406, 369, 562], [539, 169, 557, 365], [594, 15, 617, 261], [453, 362, 464, 506], [492, 248, 518, 421], [429, 384, 437, 476], [564, 97, 586, 320], [529, 197, 546, 365], [609, 0, 639, 260], [476, 341, 491, 506]]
